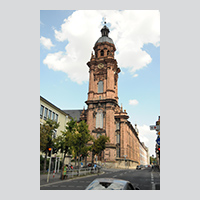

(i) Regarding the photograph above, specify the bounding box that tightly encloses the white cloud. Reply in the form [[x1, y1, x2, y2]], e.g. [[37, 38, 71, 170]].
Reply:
[[43, 10, 160, 84], [133, 74, 138, 77], [40, 36, 54, 50], [129, 99, 139, 105], [137, 124, 157, 156]]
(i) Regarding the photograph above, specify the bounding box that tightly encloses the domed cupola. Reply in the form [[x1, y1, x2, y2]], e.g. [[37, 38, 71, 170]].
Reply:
[[95, 24, 114, 46], [93, 22, 116, 59]]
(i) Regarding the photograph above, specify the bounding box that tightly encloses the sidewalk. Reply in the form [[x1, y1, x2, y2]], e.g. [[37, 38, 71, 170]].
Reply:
[[40, 170, 103, 186], [40, 172, 63, 186]]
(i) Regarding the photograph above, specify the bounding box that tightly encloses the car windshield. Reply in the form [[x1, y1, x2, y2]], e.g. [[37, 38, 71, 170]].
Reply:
[[86, 181, 125, 190]]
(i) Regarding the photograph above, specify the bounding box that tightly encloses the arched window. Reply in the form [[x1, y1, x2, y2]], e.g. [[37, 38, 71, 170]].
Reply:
[[96, 110, 103, 128], [107, 50, 110, 56], [98, 81, 103, 93], [100, 50, 104, 56]]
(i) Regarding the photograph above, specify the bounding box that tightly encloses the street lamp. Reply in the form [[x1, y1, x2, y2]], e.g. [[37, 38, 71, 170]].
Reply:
[[47, 148, 52, 183]]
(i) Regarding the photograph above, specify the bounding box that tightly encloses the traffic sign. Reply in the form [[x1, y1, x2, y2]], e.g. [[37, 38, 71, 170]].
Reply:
[[150, 125, 160, 131], [156, 137, 160, 145]]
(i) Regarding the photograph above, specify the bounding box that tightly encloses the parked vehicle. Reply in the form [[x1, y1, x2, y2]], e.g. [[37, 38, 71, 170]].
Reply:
[[85, 178, 140, 190], [136, 165, 141, 170]]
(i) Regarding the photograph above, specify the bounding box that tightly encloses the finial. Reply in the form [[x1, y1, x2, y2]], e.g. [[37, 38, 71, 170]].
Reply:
[[104, 17, 106, 25]]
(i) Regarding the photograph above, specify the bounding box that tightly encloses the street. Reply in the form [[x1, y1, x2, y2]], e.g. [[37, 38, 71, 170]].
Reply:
[[40, 167, 160, 190]]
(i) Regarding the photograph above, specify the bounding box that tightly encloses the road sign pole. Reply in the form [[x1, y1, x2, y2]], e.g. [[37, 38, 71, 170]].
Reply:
[[54, 156, 57, 174], [47, 148, 52, 183], [57, 157, 60, 173]]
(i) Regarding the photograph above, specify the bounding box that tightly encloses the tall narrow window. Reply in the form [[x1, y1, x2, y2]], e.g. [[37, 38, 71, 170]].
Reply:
[[51, 112, 55, 121], [48, 110, 52, 119], [40, 105, 44, 119], [98, 81, 103, 93], [116, 122, 120, 130], [116, 134, 120, 144], [100, 50, 104, 56], [96, 110, 103, 128], [55, 114, 58, 122], [44, 107, 48, 120]]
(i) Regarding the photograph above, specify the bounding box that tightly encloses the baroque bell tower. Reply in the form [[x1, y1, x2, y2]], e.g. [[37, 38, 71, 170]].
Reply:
[[81, 22, 130, 164]]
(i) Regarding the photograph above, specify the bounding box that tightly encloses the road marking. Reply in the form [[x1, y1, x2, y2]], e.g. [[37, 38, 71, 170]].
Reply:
[[151, 172, 155, 190]]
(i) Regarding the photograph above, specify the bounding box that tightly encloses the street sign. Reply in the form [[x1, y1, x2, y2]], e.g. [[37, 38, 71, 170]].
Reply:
[[150, 125, 160, 131], [156, 137, 160, 145]]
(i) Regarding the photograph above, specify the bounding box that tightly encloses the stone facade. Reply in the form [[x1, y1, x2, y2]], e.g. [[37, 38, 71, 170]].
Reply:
[[80, 24, 148, 168]]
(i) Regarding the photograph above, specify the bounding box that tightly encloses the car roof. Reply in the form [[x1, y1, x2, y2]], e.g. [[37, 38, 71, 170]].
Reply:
[[85, 178, 130, 190]]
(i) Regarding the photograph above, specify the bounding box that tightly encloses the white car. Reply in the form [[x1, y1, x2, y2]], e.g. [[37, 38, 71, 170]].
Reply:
[[85, 178, 140, 190]]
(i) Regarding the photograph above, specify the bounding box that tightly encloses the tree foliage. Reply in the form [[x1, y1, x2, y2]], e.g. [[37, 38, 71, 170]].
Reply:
[[91, 135, 110, 163], [40, 119, 59, 152], [40, 119, 59, 172]]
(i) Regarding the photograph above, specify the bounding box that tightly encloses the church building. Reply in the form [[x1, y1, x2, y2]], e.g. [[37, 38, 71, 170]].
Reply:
[[80, 23, 148, 168]]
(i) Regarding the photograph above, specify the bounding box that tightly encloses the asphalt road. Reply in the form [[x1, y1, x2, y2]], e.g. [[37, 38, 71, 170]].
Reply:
[[40, 167, 160, 190]]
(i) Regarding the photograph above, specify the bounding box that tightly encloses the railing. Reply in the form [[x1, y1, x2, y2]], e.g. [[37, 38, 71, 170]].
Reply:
[[63, 167, 101, 179]]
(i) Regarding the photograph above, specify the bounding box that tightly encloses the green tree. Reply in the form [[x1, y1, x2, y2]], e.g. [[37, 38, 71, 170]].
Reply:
[[91, 135, 110, 164], [72, 120, 93, 170], [40, 119, 59, 172], [59, 118, 77, 170]]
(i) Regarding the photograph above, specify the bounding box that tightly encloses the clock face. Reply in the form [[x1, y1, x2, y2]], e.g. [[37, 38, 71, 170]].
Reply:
[[98, 63, 104, 69]]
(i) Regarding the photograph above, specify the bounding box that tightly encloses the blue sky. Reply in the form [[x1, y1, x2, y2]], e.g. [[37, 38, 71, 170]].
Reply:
[[40, 10, 160, 156]]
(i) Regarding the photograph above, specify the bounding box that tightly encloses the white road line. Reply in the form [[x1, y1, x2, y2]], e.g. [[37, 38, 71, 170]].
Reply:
[[151, 172, 155, 190]]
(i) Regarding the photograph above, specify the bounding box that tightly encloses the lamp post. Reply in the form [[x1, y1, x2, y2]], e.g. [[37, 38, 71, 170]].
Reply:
[[47, 148, 52, 183]]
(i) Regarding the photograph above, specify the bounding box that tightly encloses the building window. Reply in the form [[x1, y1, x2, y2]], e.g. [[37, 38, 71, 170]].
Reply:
[[107, 50, 110, 56], [51, 112, 55, 121], [48, 110, 52, 119], [44, 107, 48, 120], [116, 122, 120, 130], [40, 105, 44, 119], [116, 134, 120, 144], [98, 81, 103, 93], [100, 50, 104, 56], [55, 114, 58, 122], [96, 110, 103, 128], [53, 130, 57, 139]]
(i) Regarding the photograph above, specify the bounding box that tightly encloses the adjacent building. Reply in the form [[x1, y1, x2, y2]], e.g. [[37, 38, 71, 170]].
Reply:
[[40, 96, 71, 137]]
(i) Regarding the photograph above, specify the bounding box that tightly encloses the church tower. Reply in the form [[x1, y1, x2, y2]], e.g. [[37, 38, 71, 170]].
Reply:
[[84, 22, 121, 162], [81, 22, 140, 167]]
